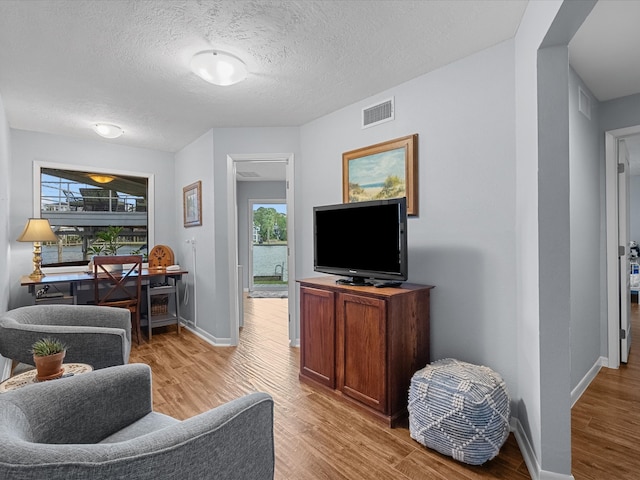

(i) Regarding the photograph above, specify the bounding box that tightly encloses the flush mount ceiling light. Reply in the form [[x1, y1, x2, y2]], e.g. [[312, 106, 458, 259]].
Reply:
[[190, 50, 248, 86], [88, 174, 115, 184], [93, 123, 124, 139]]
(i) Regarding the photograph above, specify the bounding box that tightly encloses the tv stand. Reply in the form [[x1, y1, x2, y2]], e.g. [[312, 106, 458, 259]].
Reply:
[[298, 276, 434, 427]]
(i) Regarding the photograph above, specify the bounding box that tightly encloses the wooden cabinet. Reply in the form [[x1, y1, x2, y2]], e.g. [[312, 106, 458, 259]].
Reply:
[[300, 286, 335, 388], [298, 277, 433, 426]]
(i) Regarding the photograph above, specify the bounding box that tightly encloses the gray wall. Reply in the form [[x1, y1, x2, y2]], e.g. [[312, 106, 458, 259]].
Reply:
[[236, 181, 286, 290], [0, 92, 9, 313], [568, 67, 602, 390], [173, 127, 300, 342], [301, 40, 518, 389], [173, 129, 214, 334]]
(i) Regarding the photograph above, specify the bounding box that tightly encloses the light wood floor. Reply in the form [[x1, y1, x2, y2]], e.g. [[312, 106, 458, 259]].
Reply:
[[130, 297, 640, 479], [571, 303, 640, 480], [130, 296, 529, 479]]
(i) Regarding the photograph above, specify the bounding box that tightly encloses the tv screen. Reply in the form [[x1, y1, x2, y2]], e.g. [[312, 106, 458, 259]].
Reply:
[[313, 197, 407, 286]]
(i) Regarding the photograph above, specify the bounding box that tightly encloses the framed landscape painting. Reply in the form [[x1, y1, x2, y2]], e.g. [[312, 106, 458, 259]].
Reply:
[[342, 134, 418, 215], [183, 181, 202, 227]]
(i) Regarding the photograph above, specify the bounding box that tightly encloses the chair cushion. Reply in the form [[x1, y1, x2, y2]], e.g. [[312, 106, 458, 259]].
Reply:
[[100, 412, 179, 443]]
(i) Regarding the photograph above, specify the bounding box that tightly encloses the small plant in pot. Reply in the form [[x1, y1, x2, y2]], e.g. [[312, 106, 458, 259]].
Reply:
[[31, 337, 67, 381]]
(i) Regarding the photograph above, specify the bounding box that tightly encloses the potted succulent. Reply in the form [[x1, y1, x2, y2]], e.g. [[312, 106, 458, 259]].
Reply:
[[31, 337, 67, 381]]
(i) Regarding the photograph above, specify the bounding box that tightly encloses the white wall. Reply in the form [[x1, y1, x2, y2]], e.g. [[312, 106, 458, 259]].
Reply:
[[0, 92, 10, 313], [568, 67, 602, 390], [236, 181, 286, 289], [8, 129, 176, 308]]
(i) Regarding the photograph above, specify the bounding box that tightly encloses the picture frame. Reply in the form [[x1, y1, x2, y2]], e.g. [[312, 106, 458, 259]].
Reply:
[[342, 134, 418, 215], [183, 181, 202, 227]]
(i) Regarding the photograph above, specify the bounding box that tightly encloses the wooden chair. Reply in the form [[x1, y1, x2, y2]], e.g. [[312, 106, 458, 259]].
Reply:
[[93, 255, 143, 345]]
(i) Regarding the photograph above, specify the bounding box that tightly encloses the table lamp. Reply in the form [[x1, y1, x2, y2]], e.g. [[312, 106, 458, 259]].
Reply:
[[17, 218, 58, 279]]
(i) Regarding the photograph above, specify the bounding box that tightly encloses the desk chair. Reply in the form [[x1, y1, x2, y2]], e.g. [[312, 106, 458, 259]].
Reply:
[[94, 255, 143, 345]]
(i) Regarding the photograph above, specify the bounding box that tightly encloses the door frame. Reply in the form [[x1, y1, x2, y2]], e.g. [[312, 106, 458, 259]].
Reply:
[[227, 153, 296, 346], [248, 199, 287, 292], [606, 126, 640, 368]]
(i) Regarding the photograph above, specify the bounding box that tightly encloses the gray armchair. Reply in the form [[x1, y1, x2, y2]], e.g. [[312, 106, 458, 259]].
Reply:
[[0, 304, 131, 372], [0, 364, 275, 480]]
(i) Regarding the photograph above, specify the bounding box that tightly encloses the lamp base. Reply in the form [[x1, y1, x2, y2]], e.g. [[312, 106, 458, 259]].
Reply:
[[30, 242, 45, 278]]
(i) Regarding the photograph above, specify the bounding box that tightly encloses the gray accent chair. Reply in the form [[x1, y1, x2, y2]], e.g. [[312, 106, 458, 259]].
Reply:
[[0, 304, 131, 373], [0, 364, 275, 480]]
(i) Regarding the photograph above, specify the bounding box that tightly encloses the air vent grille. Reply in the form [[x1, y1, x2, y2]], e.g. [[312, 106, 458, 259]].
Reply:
[[362, 97, 394, 129], [237, 171, 260, 178]]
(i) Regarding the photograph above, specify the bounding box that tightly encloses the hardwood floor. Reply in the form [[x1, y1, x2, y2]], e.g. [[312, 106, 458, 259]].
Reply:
[[130, 297, 640, 479], [130, 296, 530, 479], [571, 303, 640, 480]]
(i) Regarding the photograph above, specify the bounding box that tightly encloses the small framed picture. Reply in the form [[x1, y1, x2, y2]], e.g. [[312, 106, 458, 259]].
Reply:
[[183, 181, 202, 227]]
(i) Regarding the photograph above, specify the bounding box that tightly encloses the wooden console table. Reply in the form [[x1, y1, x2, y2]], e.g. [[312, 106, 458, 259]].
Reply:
[[20, 267, 188, 337], [297, 276, 434, 427]]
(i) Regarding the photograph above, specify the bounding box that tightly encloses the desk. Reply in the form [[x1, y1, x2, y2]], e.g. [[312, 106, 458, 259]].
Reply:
[[20, 267, 188, 338], [0, 363, 93, 393]]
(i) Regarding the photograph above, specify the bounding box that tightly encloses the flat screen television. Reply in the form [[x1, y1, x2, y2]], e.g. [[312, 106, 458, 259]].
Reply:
[[313, 197, 408, 286]]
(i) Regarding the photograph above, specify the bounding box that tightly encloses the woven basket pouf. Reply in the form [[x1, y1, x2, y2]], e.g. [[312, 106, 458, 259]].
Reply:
[[408, 358, 511, 465]]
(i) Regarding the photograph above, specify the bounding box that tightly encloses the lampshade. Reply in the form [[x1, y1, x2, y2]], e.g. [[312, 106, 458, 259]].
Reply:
[[89, 174, 115, 184], [18, 218, 58, 279], [93, 123, 124, 139], [190, 51, 248, 86], [17, 218, 58, 243]]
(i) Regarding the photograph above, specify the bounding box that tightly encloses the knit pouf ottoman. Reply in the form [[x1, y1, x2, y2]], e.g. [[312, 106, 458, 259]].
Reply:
[[408, 358, 511, 465]]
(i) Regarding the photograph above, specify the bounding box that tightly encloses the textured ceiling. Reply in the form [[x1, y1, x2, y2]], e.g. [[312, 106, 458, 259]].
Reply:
[[1, 0, 639, 166], [0, 0, 527, 153]]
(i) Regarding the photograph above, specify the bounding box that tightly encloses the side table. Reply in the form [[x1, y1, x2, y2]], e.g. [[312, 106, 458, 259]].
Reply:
[[0, 363, 93, 393]]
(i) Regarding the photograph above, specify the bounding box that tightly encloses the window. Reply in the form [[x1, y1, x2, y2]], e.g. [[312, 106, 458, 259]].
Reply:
[[36, 163, 153, 267]]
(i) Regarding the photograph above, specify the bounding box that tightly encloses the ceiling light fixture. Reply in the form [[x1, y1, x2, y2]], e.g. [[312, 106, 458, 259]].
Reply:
[[88, 174, 115, 184], [93, 123, 124, 139], [190, 50, 248, 86]]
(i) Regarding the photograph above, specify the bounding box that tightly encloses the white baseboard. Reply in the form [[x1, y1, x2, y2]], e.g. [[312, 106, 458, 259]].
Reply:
[[180, 321, 233, 346], [571, 356, 607, 407], [512, 418, 575, 480]]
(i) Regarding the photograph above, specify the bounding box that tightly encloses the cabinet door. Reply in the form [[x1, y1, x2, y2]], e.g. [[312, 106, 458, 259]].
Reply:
[[300, 286, 335, 388], [337, 293, 387, 412]]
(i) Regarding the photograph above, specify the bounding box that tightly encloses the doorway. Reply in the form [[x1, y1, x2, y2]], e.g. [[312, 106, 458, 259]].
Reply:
[[605, 126, 640, 368], [249, 200, 288, 294], [226, 153, 296, 347]]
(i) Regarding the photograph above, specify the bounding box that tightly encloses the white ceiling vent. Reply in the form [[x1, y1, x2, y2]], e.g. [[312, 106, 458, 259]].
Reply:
[[578, 86, 591, 120], [362, 97, 394, 129], [237, 171, 261, 178]]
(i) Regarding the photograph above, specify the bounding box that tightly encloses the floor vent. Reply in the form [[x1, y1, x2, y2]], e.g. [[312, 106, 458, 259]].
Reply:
[[362, 97, 394, 129], [578, 86, 591, 120]]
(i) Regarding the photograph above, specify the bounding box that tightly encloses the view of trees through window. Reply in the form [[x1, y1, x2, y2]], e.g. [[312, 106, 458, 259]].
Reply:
[[40, 167, 149, 266], [252, 203, 287, 289]]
